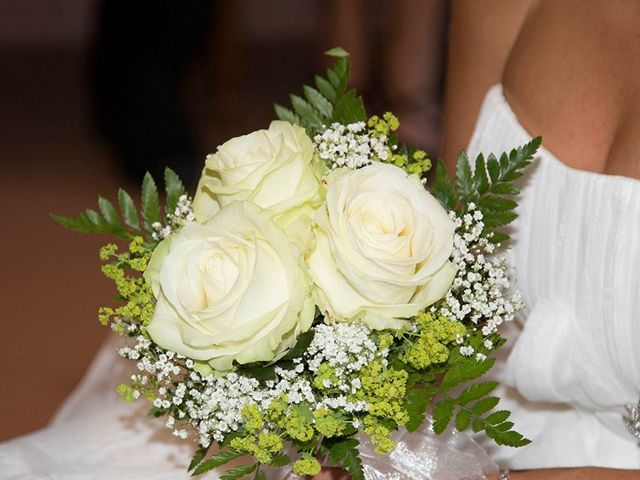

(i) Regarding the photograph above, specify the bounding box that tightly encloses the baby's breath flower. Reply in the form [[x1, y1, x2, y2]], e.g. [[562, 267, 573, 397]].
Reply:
[[314, 122, 390, 170]]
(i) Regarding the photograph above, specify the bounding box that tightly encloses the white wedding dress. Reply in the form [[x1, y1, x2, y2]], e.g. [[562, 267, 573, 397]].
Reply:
[[1, 84, 639, 478], [469, 85, 640, 470]]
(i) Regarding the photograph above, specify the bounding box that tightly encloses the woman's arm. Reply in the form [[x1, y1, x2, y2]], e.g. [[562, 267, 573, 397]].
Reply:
[[442, 0, 534, 170], [313, 466, 640, 479], [512, 467, 640, 480]]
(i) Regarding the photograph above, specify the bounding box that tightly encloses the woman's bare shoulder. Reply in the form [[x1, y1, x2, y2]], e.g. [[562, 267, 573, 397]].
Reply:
[[503, 0, 640, 177]]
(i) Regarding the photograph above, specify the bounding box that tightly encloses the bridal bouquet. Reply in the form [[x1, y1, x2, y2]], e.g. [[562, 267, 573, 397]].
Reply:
[[54, 48, 538, 479]]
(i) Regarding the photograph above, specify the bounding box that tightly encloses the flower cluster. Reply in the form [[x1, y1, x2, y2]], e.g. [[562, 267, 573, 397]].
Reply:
[[314, 121, 390, 169], [439, 203, 524, 357], [117, 321, 405, 455], [151, 194, 194, 240], [58, 50, 534, 479]]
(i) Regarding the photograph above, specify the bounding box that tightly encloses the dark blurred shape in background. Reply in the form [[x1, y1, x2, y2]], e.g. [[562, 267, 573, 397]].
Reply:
[[0, 0, 446, 441], [90, 0, 214, 186]]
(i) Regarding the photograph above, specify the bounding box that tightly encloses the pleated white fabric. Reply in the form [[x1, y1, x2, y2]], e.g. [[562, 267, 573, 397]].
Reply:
[[0, 335, 201, 479], [469, 85, 640, 469]]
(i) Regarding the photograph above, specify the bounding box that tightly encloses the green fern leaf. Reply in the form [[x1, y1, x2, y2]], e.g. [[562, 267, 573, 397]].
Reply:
[[455, 151, 475, 203], [471, 396, 500, 415], [253, 470, 267, 480], [332, 90, 366, 124], [191, 449, 244, 476], [490, 429, 531, 447], [303, 85, 333, 119], [432, 398, 456, 434], [274, 48, 364, 137], [326, 438, 365, 480], [441, 354, 495, 393], [188, 445, 211, 472], [431, 159, 457, 211], [486, 154, 501, 182], [324, 46, 349, 58], [269, 453, 290, 467], [456, 381, 499, 405], [97, 196, 121, 227], [141, 172, 162, 233], [495, 421, 515, 432], [274, 103, 300, 124], [455, 408, 472, 431], [290, 94, 324, 130], [315, 75, 336, 101], [478, 195, 518, 211], [474, 154, 489, 194], [118, 188, 140, 230], [164, 167, 186, 213], [485, 410, 511, 425], [405, 385, 437, 432], [219, 464, 257, 480]]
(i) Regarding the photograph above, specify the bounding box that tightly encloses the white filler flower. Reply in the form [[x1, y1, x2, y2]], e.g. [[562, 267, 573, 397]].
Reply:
[[144, 201, 315, 371], [309, 163, 456, 329]]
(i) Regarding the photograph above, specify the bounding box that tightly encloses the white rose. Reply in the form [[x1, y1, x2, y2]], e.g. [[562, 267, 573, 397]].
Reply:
[[309, 163, 456, 329], [144, 202, 315, 371], [193, 121, 324, 227]]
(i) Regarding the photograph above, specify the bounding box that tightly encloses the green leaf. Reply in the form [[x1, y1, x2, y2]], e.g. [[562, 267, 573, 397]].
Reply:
[[478, 195, 518, 211], [486, 154, 501, 182], [98, 196, 121, 227], [269, 453, 291, 467], [472, 419, 484, 433], [474, 154, 489, 194], [485, 410, 511, 425], [253, 470, 267, 480], [164, 167, 186, 213], [290, 94, 324, 130], [51, 208, 130, 239], [192, 449, 244, 476], [327, 438, 365, 480], [188, 445, 211, 472], [405, 386, 437, 432], [482, 209, 517, 229], [432, 398, 456, 434], [491, 183, 520, 195], [220, 464, 257, 480], [456, 381, 499, 405], [488, 231, 510, 245], [441, 355, 495, 392], [325, 46, 349, 58], [274, 48, 355, 137], [274, 103, 300, 124], [315, 75, 336, 102], [304, 85, 333, 119], [146, 406, 168, 418], [118, 188, 140, 230], [239, 364, 277, 381], [455, 151, 475, 203], [495, 421, 515, 432], [455, 409, 472, 431], [332, 89, 366, 124], [491, 429, 531, 447], [431, 159, 457, 212], [141, 172, 162, 232], [281, 330, 315, 361], [471, 396, 500, 415]]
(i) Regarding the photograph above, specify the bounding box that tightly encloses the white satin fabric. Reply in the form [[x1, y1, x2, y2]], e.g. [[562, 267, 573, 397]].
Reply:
[[469, 85, 640, 470], [0, 336, 200, 479]]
